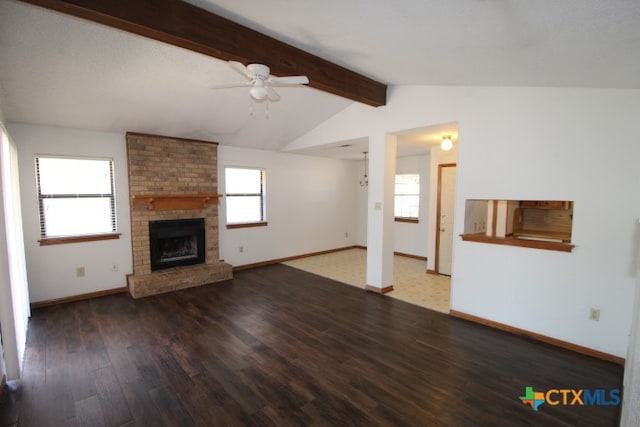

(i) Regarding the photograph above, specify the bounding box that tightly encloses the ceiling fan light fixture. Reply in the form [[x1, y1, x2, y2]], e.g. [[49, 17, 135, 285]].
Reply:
[[220, 61, 309, 103], [441, 135, 453, 151], [249, 85, 268, 101]]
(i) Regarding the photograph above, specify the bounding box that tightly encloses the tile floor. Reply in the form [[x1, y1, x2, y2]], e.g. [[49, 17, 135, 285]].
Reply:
[[283, 248, 451, 313]]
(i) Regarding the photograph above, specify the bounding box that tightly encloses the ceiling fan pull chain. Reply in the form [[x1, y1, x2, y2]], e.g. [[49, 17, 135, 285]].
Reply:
[[265, 101, 270, 119], [249, 98, 254, 116]]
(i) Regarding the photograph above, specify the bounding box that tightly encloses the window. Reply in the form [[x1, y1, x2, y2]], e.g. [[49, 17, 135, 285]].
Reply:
[[225, 167, 266, 228], [395, 174, 420, 221], [36, 156, 118, 243]]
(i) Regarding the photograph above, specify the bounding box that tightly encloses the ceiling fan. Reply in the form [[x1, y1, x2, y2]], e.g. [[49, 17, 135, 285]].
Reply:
[[215, 61, 309, 102]]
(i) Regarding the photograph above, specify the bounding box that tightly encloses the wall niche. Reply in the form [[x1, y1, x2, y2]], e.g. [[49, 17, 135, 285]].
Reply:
[[461, 199, 574, 252]]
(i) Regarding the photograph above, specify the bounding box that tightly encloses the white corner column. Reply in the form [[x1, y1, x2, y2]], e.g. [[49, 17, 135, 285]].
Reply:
[[621, 263, 640, 426], [365, 134, 396, 293], [0, 124, 30, 380]]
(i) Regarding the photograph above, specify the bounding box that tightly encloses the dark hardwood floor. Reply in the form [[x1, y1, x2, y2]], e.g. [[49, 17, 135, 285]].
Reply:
[[9, 264, 623, 426]]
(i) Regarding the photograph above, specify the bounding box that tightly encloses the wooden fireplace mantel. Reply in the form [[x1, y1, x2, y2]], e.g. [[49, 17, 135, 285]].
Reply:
[[131, 194, 221, 211]]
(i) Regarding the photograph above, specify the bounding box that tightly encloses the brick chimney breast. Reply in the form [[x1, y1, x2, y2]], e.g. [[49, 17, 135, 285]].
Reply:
[[125, 133, 232, 298]]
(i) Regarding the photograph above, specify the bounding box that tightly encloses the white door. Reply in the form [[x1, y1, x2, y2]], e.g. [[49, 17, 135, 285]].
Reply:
[[437, 164, 456, 275]]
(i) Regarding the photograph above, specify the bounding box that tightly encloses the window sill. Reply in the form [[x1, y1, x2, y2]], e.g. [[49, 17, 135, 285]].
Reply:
[[395, 217, 419, 223], [460, 233, 574, 252], [226, 222, 268, 230], [39, 233, 121, 246]]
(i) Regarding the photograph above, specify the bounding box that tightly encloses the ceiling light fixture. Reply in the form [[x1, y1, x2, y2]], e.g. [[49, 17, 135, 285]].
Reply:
[[360, 151, 369, 187], [249, 80, 268, 100], [441, 135, 453, 151]]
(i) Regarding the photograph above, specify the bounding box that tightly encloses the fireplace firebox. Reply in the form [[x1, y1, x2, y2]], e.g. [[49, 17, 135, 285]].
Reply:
[[149, 218, 205, 271]]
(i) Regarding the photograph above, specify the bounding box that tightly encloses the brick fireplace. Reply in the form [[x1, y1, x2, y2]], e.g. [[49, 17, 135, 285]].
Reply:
[[126, 132, 232, 298]]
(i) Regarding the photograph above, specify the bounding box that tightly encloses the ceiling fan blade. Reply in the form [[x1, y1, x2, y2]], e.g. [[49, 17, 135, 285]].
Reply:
[[228, 61, 254, 80], [269, 75, 309, 86], [212, 81, 253, 89], [267, 87, 280, 102]]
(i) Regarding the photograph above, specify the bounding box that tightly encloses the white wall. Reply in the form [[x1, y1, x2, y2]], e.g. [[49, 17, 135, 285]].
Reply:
[[0, 120, 31, 380], [621, 258, 640, 425], [0, 98, 8, 381], [394, 155, 430, 257], [356, 154, 431, 258], [218, 145, 357, 266], [356, 158, 368, 246], [287, 85, 640, 358], [0, 100, 9, 382], [9, 123, 132, 303], [8, 125, 358, 300], [0, 132, 13, 379]]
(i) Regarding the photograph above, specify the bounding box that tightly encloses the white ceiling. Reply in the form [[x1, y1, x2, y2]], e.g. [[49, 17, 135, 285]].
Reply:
[[288, 122, 459, 160], [1, 0, 639, 157], [184, 0, 640, 88]]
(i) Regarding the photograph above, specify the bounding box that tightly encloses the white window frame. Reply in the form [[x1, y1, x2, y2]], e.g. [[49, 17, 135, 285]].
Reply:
[[224, 167, 267, 229], [394, 173, 420, 221], [35, 155, 119, 244]]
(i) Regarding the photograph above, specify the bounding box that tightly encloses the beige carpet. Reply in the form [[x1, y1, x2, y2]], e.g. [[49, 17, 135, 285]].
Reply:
[[283, 248, 450, 313]]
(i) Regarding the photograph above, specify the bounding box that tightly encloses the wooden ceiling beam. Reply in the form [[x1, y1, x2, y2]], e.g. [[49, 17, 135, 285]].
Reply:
[[18, 0, 387, 106]]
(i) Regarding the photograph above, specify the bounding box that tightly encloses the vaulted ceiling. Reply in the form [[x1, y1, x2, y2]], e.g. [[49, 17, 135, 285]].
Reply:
[[1, 0, 639, 155]]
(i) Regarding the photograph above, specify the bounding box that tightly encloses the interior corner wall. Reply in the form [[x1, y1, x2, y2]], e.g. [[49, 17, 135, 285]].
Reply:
[[0, 331, 6, 382], [0, 99, 8, 381], [0, 120, 30, 380], [9, 123, 133, 303], [621, 263, 640, 424], [289, 85, 640, 358], [357, 154, 431, 258], [394, 155, 430, 257], [0, 133, 15, 379], [356, 146, 457, 264], [217, 146, 357, 266], [356, 158, 368, 246]]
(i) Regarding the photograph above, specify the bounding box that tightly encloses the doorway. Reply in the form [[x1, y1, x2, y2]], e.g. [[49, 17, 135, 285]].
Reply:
[[435, 163, 457, 275]]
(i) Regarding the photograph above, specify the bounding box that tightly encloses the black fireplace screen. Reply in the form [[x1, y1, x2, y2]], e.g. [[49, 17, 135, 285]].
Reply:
[[149, 218, 205, 271]]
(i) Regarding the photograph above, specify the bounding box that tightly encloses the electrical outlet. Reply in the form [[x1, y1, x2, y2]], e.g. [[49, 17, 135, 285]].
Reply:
[[345, 231, 349, 238], [239, 246, 244, 253], [76, 267, 85, 278], [589, 307, 600, 321], [111, 263, 119, 272]]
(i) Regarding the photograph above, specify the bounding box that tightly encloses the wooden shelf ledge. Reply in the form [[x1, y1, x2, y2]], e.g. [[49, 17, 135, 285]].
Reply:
[[512, 230, 572, 243], [460, 233, 574, 252], [132, 194, 221, 211]]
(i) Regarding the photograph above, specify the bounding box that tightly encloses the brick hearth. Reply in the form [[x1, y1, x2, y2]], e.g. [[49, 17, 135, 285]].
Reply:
[[126, 132, 232, 298]]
